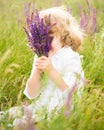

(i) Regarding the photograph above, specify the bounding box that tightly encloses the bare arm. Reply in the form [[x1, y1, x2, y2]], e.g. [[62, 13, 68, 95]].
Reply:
[[26, 69, 42, 98], [47, 66, 68, 91]]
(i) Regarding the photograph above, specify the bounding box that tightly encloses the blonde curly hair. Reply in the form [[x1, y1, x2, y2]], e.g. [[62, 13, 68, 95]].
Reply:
[[40, 6, 84, 52]]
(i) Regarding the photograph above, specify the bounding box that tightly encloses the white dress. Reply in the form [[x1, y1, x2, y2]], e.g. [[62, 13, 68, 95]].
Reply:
[[24, 46, 84, 116]]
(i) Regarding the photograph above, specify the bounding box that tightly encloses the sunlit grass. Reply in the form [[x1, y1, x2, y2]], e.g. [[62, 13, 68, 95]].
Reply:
[[0, 0, 104, 129]]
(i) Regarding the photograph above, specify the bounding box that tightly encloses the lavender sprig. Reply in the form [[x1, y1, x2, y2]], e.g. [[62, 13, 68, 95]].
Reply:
[[78, 0, 97, 35], [24, 11, 56, 57], [23, 105, 36, 130], [64, 82, 78, 116]]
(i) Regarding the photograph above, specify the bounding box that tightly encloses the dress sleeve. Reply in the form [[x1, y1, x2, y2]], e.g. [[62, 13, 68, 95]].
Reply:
[[62, 54, 84, 94], [24, 55, 38, 99]]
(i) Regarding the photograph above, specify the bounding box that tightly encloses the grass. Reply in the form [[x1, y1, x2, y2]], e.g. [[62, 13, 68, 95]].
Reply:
[[0, 0, 104, 129]]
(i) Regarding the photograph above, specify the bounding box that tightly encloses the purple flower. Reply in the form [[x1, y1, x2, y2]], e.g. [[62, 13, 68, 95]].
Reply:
[[23, 105, 37, 130], [24, 11, 56, 57], [80, 13, 85, 28], [23, 2, 31, 16], [65, 82, 78, 116], [79, 0, 97, 35], [90, 8, 97, 35]]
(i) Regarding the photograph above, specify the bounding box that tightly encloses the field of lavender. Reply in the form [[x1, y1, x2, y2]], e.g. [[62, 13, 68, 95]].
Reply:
[[0, 0, 104, 130]]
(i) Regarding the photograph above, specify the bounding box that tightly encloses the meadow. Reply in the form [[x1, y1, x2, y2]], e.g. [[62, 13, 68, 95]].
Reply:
[[0, 0, 104, 129]]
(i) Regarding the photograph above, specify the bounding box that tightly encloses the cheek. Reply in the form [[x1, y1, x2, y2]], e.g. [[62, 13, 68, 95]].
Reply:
[[51, 40, 56, 50]]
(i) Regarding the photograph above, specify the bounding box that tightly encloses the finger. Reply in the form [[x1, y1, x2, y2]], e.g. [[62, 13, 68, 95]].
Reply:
[[36, 62, 47, 69], [36, 59, 48, 65], [36, 66, 46, 70], [39, 56, 48, 60], [35, 59, 45, 64], [40, 56, 47, 58], [36, 65, 47, 69], [35, 61, 44, 65], [36, 58, 47, 63], [35, 68, 43, 74], [35, 62, 47, 67]]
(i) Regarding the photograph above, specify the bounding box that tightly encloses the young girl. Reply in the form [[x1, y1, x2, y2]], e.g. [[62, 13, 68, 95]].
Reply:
[[0, 6, 84, 126], [24, 6, 84, 118]]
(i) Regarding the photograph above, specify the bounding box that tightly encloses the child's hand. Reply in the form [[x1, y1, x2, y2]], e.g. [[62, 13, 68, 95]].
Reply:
[[35, 56, 68, 91], [35, 56, 53, 72]]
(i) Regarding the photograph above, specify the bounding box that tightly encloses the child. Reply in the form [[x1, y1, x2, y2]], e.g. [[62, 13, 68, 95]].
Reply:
[[24, 6, 84, 118], [0, 6, 84, 126]]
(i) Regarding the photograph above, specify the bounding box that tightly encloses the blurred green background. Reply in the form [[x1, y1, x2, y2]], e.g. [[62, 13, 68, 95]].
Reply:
[[0, 0, 104, 129]]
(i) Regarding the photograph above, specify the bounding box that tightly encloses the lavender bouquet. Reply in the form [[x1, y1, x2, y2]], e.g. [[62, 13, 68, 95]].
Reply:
[[24, 11, 56, 57]]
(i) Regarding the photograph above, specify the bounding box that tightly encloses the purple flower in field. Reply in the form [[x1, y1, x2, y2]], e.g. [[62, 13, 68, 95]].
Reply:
[[90, 8, 97, 35], [13, 105, 37, 130], [24, 11, 56, 57], [23, 105, 36, 130], [23, 2, 31, 16], [65, 73, 85, 116], [65, 82, 78, 116], [23, 2, 36, 16], [79, 0, 97, 35]]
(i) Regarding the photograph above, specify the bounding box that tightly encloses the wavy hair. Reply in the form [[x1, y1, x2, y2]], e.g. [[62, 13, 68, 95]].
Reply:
[[40, 6, 84, 52]]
